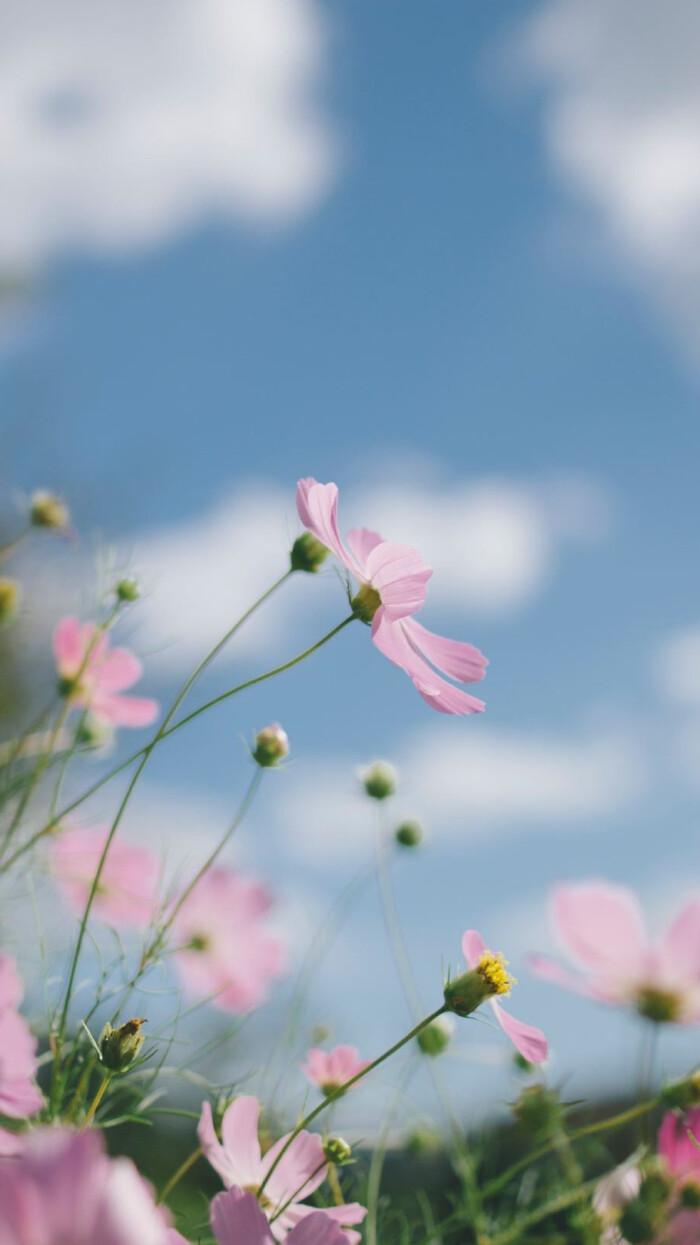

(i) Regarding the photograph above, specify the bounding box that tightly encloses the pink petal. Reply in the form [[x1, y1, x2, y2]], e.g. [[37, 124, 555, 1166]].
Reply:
[[198, 1100, 255, 1188], [462, 929, 487, 969], [211, 1187, 273, 1245], [288, 1214, 348, 1245], [345, 528, 385, 574], [659, 900, 700, 981], [94, 648, 143, 691], [296, 479, 360, 577], [0, 1127, 23, 1155], [402, 619, 488, 684], [363, 542, 432, 620], [0, 954, 24, 1010], [220, 1097, 263, 1185], [91, 694, 159, 728], [262, 1129, 326, 1206], [528, 954, 591, 995], [52, 615, 84, 675], [372, 613, 485, 716], [658, 1109, 700, 1178], [551, 881, 648, 976], [491, 1000, 548, 1063]]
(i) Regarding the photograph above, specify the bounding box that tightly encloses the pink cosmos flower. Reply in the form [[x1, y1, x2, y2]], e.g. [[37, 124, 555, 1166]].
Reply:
[[172, 869, 284, 1014], [53, 616, 159, 728], [530, 881, 700, 1024], [296, 478, 488, 715], [49, 824, 160, 927], [594, 1113, 700, 1245], [0, 955, 43, 1119], [301, 1046, 370, 1095], [211, 1187, 346, 1245], [198, 1096, 366, 1243], [459, 931, 548, 1064], [0, 1127, 170, 1245]]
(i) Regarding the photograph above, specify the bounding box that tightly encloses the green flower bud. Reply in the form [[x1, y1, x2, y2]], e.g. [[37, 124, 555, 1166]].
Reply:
[[405, 1127, 441, 1157], [253, 723, 290, 768], [29, 490, 70, 532], [395, 820, 422, 848], [290, 533, 330, 574], [661, 1072, 700, 1111], [513, 1052, 536, 1074], [324, 1137, 352, 1165], [311, 1025, 331, 1045], [115, 578, 140, 603], [75, 714, 114, 752], [359, 760, 397, 801], [416, 1015, 454, 1057], [680, 1181, 700, 1210], [512, 1085, 564, 1137], [99, 1018, 146, 1072], [0, 577, 20, 624]]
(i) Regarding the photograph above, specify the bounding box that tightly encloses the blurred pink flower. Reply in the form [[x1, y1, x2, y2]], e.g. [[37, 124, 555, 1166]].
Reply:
[[0, 1127, 170, 1245], [301, 1046, 370, 1095], [659, 1109, 700, 1182], [594, 1115, 700, 1245], [0, 955, 43, 1119], [296, 478, 488, 715], [49, 825, 160, 927], [172, 869, 284, 1014], [530, 881, 700, 1024], [461, 931, 548, 1064], [211, 1186, 346, 1245], [53, 616, 159, 728], [198, 1096, 366, 1243]]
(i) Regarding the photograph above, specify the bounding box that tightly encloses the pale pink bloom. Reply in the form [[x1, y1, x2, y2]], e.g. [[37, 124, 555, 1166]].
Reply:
[[53, 615, 159, 728], [173, 869, 284, 1014], [211, 1187, 346, 1245], [296, 479, 488, 715], [301, 1046, 370, 1095], [659, 1109, 700, 1183], [198, 1096, 366, 1243], [593, 1158, 643, 1245], [49, 825, 160, 927], [0, 1127, 170, 1245], [530, 881, 700, 1024], [462, 931, 548, 1064], [0, 955, 43, 1119]]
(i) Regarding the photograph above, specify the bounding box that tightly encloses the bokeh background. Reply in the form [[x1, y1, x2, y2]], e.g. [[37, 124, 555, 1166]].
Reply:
[[3, 0, 700, 1136]]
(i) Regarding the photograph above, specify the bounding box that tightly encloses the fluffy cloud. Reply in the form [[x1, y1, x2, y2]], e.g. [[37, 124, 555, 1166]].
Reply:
[[0, 0, 337, 268], [655, 627, 700, 705], [516, 0, 700, 357]]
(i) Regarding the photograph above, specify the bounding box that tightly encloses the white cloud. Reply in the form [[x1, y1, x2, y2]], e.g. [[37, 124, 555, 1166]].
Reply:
[[0, 0, 337, 268], [656, 627, 700, 706], [515, 0, 700, 358]]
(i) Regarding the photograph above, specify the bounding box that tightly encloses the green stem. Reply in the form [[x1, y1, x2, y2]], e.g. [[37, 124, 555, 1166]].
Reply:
[[489, 1177, 601, 1245], [366, 1060, 416, 1245], [158, 1146, 202, 1205]]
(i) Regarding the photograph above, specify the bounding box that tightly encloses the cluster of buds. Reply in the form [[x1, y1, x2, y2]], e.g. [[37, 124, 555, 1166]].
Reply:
[[252, 723, 290, 768], [99, 1018, 147, 1073]]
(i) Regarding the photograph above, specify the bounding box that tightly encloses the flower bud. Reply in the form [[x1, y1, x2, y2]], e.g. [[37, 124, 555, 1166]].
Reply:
[[395, 820, 422, 848], [311, 1025, 331, 1045], [75, 714, 114, 752], [359, 760, 397, 801], [29, 490, 70, 532], [99, 1018, 146, 1072], [324, 1137, 352, 1165], [513, 1052, 536, 1074], [661, 1072, 700, 1111], [0, 577, 20, 624], [444, 951, 515, 1018], [680, 1181, 700, 1210], [290, 533, 330, 574], [512, 1085, 563, 1137], [253, 723, 290, 768], [405, 1127, 440, 1157], [416, 1015, 454, 1058], [115, 578, 140, 603]]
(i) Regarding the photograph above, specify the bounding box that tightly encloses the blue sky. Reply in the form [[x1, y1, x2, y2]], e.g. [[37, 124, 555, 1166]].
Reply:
[[3, 0, 700, 1132]]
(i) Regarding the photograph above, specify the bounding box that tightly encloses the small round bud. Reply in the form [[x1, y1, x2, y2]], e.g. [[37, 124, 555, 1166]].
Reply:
[[661, 1072, 700, 1111], [290, 533, 330, 574], [0, 577, 20, 624], [395, 820, 422, 848], [311, 1025, 331, 1045], [253, 723, 290, 768], [324, 1137, 352, 1165], [680, 1181, 700, 1210], [359, 760, 397, 801], [99, 1018, 146, 1072], [416, 1015, 454, 1058], [512, 1085, 563, 1137], [29, 490, 70, 532], [75, 714, 114, 752], [115, 578, 140, 603], [405, 1127, 440, 1157]]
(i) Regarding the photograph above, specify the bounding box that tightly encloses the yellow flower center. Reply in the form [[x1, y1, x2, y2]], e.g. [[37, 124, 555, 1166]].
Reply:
[[477, 951, 515, 997]]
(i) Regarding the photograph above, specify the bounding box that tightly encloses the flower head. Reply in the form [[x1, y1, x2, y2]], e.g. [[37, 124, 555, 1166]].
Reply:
[[0, 1127, 171, 1245], [53, 616, 159, 729], [211, 1186, 346, 1245], [444, 930, 547, 1064], [296, 479, 488, 716], [49, 824, 160, 928], [530, 881, 700, 1025], [0, 955, 43, 1119], [198, 1096, 366, 1243], [301, 1046, 370, 1096], [173, 869, 284, 1014]]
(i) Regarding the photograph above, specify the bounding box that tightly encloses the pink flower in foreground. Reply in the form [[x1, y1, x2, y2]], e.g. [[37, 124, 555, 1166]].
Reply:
[[49, 825, 160, 927], [0, 1127, 170, 1245], [301, 1046, 370, 1096], [296, 478, 488, 715], [212, 1187, 346, 1245], [173, 869, 284, 1014], [530, 881, 700, 1024], [198, 1097, 366, 1243], [53, 616, 159, 728], [444, 930, 548, 1064], [594, 1114, 700, 1245], [0, 955, 43, 1119]]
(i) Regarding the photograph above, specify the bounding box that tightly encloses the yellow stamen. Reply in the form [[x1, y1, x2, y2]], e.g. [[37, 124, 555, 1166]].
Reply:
[[477, 951, 515, 997]]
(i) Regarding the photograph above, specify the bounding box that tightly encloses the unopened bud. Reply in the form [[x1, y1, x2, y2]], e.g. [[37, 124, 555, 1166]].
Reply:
[[290, 533, 330, 574], [444, 951, 515, 1019], [76, 714, 114, 752], [680, 1181, 700, 1210], [661, 1072, 700, 1111], [115, 578, 140, 603], [253, 723, 290, 768], [395, 820, 422, 848], [416, 1015, 454, 1058], [311, 1025, 331, 1045], [405, 1127, 440, 1157], [99, 1018, 146, 1072], [0, 578, 20, 624], [512, 1085, 563, 1137], [324, 1137, 352, 1165], [30, 491, 70, 532], [359, 760, 397, 801]]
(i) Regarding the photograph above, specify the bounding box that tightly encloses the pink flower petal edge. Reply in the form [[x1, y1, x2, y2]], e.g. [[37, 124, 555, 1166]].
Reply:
[[52, 615, 159, 730]]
